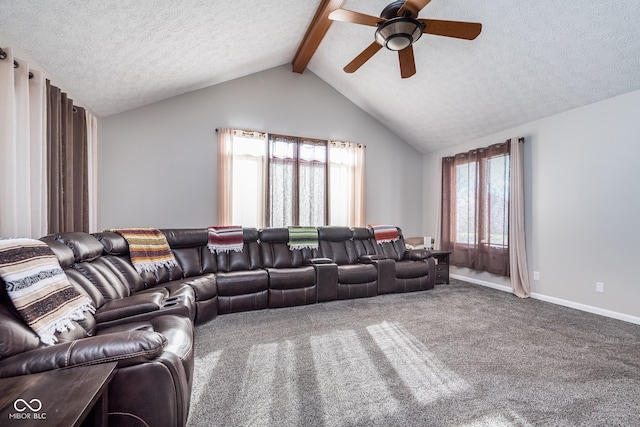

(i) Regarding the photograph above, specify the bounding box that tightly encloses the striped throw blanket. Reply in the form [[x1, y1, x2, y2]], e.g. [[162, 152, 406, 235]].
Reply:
[[207, 226, 243, 253], [369, 225, 400, 243], [0, 238, 95, 346], [111, 228, 178, 274], [288, 227, 318, 250]]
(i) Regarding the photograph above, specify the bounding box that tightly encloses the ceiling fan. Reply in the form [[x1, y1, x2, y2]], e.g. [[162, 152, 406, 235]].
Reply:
[[328, 0, 482, 78]]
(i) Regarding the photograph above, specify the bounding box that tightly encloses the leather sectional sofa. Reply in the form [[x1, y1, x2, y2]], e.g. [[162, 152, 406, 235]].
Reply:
[[0, 226, 435, 426]]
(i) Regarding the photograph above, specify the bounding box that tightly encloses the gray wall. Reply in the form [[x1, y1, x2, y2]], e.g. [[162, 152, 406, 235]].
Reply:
[[99, 65, 424, 235], [423, 89, 640, 321]]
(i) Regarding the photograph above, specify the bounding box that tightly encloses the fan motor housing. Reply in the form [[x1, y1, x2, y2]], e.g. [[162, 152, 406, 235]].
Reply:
[[376, 1, 425, 51], [380, 1, 412, 19]]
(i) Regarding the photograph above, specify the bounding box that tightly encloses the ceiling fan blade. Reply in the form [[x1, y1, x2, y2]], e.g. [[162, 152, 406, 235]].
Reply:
[[328, 8, 385, 27], [398, 45, 416, 79], [344, 42, 383, 73], [419, 19, 482, 40], [398, 0, 432, 17]]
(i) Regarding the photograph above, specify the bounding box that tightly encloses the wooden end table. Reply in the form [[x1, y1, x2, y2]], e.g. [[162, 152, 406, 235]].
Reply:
[[0, 362, 117, 427], [430, 250, 451, 284]]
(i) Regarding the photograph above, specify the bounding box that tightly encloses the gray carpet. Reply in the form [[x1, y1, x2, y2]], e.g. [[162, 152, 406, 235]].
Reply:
[[187, 280, 640, 426]]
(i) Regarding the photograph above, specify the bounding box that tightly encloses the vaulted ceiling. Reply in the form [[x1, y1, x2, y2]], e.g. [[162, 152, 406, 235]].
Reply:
[[2, 0, 640, 152]]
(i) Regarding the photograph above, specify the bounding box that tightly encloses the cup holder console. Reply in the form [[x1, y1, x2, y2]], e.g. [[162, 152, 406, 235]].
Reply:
[[162, 296, 182, 309]]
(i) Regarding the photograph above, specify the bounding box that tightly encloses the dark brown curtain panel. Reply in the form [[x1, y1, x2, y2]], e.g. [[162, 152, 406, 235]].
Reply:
[[441, 142, 510, 276], [47, 81, 88, 233]]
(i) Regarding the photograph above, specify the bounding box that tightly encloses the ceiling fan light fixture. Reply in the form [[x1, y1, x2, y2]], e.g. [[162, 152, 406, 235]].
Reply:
[[375, 17, 424, 51]]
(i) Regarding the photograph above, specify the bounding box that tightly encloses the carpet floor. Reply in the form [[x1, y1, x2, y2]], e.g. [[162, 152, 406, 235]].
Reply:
[[187, 280, 640, 426]]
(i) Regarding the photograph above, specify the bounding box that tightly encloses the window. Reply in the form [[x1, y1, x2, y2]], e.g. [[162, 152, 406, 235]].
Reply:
[[328, 141, 366, 227], [441, 143, 510, 276], [217, 129, 365, 228], [229, 131, 267, 228], [268, 135, 327, 227]]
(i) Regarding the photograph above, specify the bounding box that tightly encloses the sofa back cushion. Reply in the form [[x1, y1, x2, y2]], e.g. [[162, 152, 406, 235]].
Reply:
[[43, 237, 76, 268], [0, 294, 42, 358], [92, 232, 147, 293], [216, 228, 262, 272], [259, 228, 314, 268], [47, 232, 135, 301], [92, 231, 184, 288], [373, 227, 407, 261], [162, 229, 217, 277], [351, 227, 379, 258], [317, 226, 358, 265]]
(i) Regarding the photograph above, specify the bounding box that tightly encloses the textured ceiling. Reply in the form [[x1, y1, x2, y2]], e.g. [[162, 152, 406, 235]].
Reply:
[[2, 0, 640, 152]]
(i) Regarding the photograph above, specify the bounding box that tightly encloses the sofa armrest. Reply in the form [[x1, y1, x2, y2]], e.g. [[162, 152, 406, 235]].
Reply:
[[0, 330, 166, 378], [94, 293, 165, 324], [403, 248, 430, 261], [359, 254, 387, 263], [312, 262, 339, 302], [305, 257, 334, 265]]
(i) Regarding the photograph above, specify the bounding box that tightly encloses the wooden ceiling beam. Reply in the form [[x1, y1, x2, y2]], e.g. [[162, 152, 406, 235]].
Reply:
[[291, 0, 344, 74]]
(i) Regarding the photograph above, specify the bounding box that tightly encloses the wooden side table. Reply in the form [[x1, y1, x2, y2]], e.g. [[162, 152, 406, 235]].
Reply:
[[0, 362, 117, 427], [430, 250, 451, 284]]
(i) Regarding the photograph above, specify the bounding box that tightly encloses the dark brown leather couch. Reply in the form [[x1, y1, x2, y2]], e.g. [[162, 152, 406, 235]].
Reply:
[[0, 225, 434, 426], [0, 238, 195, 427]]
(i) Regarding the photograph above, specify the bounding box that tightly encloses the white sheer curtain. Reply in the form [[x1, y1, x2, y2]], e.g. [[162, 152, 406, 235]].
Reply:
[[509, 137, 531, 298], [218, 128, 267, 227], [298, 140, 327, 226], [0, 48, 47, 237], [268, 135, 296, 227], [328, 141, 366, 227]]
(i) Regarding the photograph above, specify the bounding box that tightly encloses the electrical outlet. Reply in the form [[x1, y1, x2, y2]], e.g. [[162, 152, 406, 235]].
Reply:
[[533, 271, 540, 281], [596, 282, 605, 293]]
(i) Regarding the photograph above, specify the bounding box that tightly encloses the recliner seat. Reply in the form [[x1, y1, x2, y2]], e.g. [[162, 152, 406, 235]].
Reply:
[[259, 227, 319, 308], [214, 228, 269, 314], [371, 226, 436, 293], [317, 226, 381, 300]]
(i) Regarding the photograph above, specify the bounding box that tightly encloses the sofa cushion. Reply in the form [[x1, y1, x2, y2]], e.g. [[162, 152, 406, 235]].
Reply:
[[39, 237, 75, 268], [180, 274, 217, 301], [173, 246, 217, 277], [260, 227, 314, 268], [337, 264, 377, 284], [216, 228, 262, 272], [394, 259, 430, 279], [51, 231, 105, 262], [267, 266, 316, 290], [0, 303, 41, 358], [93, 232, 129, 256], [216, 270, 268, 296]]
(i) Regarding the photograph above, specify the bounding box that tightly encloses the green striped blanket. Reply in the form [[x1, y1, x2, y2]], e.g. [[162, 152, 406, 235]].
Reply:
[[288, 227, 318, 250], [0, 238, 95, 346]]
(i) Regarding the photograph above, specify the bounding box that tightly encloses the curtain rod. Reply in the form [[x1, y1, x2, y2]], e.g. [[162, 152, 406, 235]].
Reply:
[[0, 46, 34, 79], [506, 137, 525, 144], [216, 128, 366, 147]]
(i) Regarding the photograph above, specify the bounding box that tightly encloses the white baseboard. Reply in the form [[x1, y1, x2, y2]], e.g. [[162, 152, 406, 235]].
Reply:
[[450, 274, 640, 325]]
